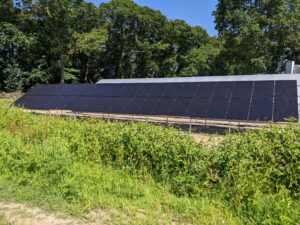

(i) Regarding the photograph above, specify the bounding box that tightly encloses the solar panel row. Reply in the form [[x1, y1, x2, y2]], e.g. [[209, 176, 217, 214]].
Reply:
[[14, 80, 299, 122]]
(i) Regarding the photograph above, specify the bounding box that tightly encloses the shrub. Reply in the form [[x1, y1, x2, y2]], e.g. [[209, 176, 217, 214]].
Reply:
[[210, 124, 300, 224]]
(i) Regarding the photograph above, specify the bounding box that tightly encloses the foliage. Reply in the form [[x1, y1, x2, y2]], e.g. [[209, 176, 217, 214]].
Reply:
[[214, 0, 300, 74], [0, 99, 238, 224], [0, 214, 10, 225], [0, 0, 218, 91], [0, 99, 300, 224], [2, 0, 300, 90], [209, 124, 300, 224]]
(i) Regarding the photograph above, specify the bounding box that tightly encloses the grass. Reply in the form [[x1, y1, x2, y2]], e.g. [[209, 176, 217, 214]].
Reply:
[[0, 98, 299, 224], [0, 215, 10, 225]]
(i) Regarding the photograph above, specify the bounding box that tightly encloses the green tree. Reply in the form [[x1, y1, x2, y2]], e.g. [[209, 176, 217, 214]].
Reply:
[[214, 0, 300, 74], [167, 20, 210, 76], [28, 0, 83, 83], [71, 28, 108, 82], [180, 38, 222, 76], [99, 0, 172, 79], [0, 23, 37, 91]]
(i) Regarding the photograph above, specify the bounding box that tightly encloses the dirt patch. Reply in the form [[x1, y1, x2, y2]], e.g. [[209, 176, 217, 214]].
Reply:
[[0, 92, 23, 99], [0, 202, 112, 225], [188, 133, 225, 149]]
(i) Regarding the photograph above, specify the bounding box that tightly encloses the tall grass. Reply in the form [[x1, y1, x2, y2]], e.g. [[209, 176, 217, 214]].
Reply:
[[0, 99, 299, 224]]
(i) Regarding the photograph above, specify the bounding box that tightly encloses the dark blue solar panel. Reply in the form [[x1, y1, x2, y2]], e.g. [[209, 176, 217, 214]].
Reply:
[[162, 83, 182, 98], [177, 83, 199, 98], [248, 81, 275, 121], [135, 83, 154, 97], [92, 97, 113, 113], [105, 84, 125, 97], [170, 98, 192, 117], [148, 83, 168, 97], [194, 82, 216, 98], [206, 82, 234, 119], [189, 97, 211, 118], [226, 81, 253, 120], [14, 80, 298, 122], [273, 80, 298, 122], [249, 98, 273, 121], [122, 97, 144, 114], [109, 97, 127, 113], [137, 98, 158, 115], [152, 98, 175, 116], [121, 84, 139, 97]]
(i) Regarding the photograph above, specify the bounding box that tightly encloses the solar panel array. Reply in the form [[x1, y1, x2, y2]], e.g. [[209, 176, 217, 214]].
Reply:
[[14, 80, 299, 122]]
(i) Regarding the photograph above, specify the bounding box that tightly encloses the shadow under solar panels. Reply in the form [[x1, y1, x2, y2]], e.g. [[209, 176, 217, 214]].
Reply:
[[226, 81, 253, 120], [273, 80, 298, 122]]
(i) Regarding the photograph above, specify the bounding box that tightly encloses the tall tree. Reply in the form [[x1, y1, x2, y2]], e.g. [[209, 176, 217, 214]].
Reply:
[[214, 0, 300, 74], [71, 28, 108, 83], [99, 0, 171, 79], [167, 20, 211, 76], [28, 0, 83, 83]]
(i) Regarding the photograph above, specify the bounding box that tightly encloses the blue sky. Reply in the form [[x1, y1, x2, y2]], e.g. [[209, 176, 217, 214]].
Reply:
[[86, 0, 218, 36]]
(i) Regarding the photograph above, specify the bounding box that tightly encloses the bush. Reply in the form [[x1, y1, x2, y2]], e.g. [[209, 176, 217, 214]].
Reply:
[[0, 103, 210, 197], [210, 124, 300, 224], [1, 100, 300, 224]]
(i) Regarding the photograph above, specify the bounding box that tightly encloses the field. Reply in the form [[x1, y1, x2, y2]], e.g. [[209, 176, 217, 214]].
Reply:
[[0, 98, 299, 224]]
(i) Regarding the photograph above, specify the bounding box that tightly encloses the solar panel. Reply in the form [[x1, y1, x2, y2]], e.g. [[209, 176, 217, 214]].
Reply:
[[152, 98, 175, 116], [122, 97, 144, 114], [273, 81, 298, 121], [148, 83, 168, 97], [162, 83, 182, 98], [189, 97, 211, 118], [135, 83, 154, 97], [226, 81, 253, 120], [137, 98, 158, 115], [248, 81, 274, 121], [170, 98, 192, 117], [206, 82, 234, 119], [14, 80, 299, 122], [177, 83, 199, 98], [92, 97, 113, 113]]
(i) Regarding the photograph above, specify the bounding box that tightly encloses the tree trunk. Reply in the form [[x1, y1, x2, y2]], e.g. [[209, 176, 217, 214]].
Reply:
[[84, 59, 90, 83], [60, 53, 65, 84]]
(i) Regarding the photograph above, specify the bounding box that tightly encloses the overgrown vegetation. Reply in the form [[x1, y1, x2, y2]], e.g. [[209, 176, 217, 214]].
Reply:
[[0, 99, 299, 224]]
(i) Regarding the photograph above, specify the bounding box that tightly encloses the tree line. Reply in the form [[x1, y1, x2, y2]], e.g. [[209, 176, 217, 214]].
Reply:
[[0, 0, 299, 92]]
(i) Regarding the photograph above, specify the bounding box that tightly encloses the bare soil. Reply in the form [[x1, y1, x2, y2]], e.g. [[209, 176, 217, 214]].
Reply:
[[0, 202, 112, 225], [188, 132, 225, 149], [0, 92, 23, 99]]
